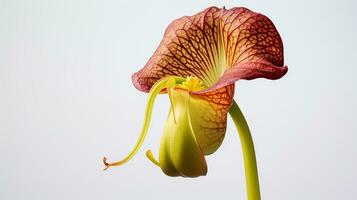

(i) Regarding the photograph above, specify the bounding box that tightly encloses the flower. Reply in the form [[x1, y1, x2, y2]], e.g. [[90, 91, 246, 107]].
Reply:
[[103, 6, 287, 180]]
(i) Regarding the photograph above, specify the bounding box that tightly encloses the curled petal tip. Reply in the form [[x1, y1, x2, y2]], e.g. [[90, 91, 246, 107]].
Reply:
[[102, 157, 111, 171], [103, 156, 108, 165]]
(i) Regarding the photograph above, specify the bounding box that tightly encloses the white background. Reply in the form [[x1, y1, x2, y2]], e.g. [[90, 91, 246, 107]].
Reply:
[[1, 0, 356, 199]]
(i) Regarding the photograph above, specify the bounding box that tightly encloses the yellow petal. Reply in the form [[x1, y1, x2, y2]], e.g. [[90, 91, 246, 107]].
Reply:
[[159, 89, 207, 177]]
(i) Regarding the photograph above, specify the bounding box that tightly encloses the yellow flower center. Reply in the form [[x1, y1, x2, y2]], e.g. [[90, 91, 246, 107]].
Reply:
[[179, 76, 206, 92]]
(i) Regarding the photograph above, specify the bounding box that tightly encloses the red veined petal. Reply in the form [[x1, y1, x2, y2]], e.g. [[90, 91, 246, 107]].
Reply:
[[221, 7, 285, 68], [196, 7, 288, 93], [132, 6, 224, 92], [188, 84, 235, 154], [132, 6, 287, 93]]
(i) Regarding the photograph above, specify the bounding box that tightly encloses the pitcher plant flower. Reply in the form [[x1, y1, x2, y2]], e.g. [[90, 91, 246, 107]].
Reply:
[[103, 6, 287, 200]]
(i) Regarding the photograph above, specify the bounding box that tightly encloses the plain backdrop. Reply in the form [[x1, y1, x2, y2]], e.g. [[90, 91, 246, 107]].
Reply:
[[1, 0, 356, 199]]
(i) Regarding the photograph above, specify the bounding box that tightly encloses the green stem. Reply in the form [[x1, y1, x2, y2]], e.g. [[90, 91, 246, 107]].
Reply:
[[229, 100, 261, 200]]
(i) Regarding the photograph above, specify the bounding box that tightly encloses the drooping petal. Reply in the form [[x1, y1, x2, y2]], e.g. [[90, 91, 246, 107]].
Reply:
[[132, 6, 287, 93], [102, 76, 185, 170]]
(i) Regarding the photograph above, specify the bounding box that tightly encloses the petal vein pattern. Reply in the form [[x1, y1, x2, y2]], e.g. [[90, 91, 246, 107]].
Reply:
[[189, 84, 235, 154], [132, 6, 287, 93]]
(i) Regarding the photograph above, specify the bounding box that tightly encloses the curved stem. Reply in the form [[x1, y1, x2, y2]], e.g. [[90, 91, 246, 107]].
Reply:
[[229, 100, 261, 200]]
